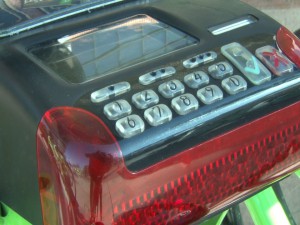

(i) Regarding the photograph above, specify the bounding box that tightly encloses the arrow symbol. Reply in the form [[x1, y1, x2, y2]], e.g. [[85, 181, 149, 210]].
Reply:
[[245, 56, 260, 75]]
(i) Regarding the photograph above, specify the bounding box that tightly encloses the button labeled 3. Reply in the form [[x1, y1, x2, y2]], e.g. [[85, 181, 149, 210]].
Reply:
[[116, 115, 145, 138], [144, 104, 172, 126]]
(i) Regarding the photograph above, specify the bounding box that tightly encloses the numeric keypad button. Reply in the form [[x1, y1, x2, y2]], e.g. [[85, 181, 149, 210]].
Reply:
[[158, 80, 185, 98], [116, 115, 145, 138], [171, 93, 199, 115], [222, 75, 247, 95], [208, 61, 233, 79], [144, 104, 172, 126], [132, 90, 159, 109], [104, 100, 132, 120], [184, 71, 209, 89], [197, 85, 223, 104]]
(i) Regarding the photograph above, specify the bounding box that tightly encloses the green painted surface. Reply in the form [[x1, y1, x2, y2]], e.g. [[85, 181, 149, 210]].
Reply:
[[295, 170, 300, 179], [0, 202, 31, 225], [245, 187, 291, 225], [199, 210, 228, 225]]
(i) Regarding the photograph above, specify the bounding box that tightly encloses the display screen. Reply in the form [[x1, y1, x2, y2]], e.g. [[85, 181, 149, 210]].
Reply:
[[31, 15, 198, 83]]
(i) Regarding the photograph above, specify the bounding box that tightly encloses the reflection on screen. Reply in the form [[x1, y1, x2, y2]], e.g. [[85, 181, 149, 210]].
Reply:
[[31, 15, 198, 83]]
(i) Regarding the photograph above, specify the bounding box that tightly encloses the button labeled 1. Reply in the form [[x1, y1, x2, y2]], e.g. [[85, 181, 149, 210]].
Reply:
[[116, 115, 145, 138], [144, 104, 172, 126], [104, 99, 132, 120], [221, 42, 271, 85]]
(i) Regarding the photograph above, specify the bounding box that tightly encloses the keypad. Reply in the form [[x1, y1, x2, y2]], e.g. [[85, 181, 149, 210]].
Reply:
[[116, 115, 145, 138], [158, 80, 185, 98], [222, 75, 247, 95], [197, 85, 223, 104], [104, 99, 132, 120], [144, 104, 172, 126], [89, 42, 294, 139], [171, 94, 199, 115], [208, 61, 233, 79], [132, 90, 159, 109], [184, 71, 209, 89]]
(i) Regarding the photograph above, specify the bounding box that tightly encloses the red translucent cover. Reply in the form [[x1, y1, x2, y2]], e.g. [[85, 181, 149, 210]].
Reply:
[[37, 102, 300, 225], [277, 26, 300, 68]]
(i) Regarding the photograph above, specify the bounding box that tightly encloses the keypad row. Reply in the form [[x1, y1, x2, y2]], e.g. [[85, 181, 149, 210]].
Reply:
[[107, 74, 248, 138]]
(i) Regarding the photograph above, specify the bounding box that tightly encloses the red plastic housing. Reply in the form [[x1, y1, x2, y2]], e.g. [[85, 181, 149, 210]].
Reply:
[[37, 102, 300, 225], [277, 26, 300, 68]]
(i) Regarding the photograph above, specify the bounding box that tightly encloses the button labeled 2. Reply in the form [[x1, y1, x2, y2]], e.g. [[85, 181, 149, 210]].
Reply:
[[132, 89, 159, 109]]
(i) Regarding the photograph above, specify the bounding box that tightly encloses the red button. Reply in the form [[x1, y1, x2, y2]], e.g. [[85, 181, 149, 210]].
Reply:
[[276, 26, 300, 68]]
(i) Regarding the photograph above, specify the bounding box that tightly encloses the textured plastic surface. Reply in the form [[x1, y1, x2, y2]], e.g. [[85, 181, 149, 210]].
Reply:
[[37, 101, 300, 225]]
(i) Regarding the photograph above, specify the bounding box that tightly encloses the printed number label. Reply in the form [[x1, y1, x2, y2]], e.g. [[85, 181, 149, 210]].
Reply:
[[180, 96, 191, 106], [127, 117, 136, 128]]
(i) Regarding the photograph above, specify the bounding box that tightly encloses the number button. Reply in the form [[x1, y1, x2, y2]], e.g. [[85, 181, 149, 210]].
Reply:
[[221, 75, 247, 95], [184, 71, 209, 89], [208, 61, 233, 79], [104, 99, 132, 120], [158, 80, 185, 98], [171, 93, 199, 115], [132, 90, 159, 109], [144, 104, 172, 126], [197, 85, 223, 104], [115, 115, 145, 138]]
